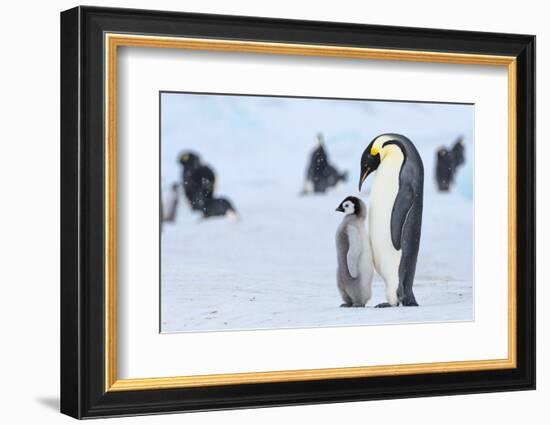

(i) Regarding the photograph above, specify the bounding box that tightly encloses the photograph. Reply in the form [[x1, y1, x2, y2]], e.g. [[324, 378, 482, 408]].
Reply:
[[58, 5, 535, 419], [159, 92, 474, 333]]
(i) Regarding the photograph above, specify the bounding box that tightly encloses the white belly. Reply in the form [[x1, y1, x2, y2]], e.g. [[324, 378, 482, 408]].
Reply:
[[368, 157, 402, 286]]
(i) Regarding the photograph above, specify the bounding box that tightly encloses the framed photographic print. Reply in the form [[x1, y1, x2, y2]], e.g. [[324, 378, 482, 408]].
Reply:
[[60, 6, 536, 419]]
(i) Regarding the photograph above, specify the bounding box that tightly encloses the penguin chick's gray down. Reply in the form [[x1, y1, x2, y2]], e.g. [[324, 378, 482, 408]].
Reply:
[[335, 196, 374, 307]]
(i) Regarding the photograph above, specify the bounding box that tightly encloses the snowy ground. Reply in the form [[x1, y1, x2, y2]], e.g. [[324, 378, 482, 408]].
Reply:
[[160, 94, 474, 333]]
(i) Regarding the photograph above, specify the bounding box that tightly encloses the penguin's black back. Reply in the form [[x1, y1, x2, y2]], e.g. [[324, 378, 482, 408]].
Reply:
[[451, 139, 465, 167], [436, 148, 453, 191], [201, 197, 236, 218], [306, 144, 347, 193], [307, 145, 327, 186], [381, 134, 424, 306], [183, 165, 215, 210]]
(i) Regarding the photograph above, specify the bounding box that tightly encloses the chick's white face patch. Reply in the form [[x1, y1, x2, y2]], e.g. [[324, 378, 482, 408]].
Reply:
[[343, 201, 355, 216]]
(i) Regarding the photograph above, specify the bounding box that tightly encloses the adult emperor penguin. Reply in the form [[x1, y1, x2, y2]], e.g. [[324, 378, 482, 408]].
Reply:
[[335, 196, 374, 307], [358, 133, 424, 307]]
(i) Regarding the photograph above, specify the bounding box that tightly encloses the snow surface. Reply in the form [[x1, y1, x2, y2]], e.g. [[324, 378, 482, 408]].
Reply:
[[160, 94, 474, 333]]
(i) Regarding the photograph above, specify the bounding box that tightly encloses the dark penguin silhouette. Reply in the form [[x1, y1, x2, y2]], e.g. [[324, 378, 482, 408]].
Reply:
[[201, 197, 238, 219], [435, 148, 453, 191], [162, 183, 180, 223], [435, 137, 466, 192], [179, 152, 216, 211], [451, 138, 465, 167], [302, 133, 348, 194], [178, 151, 238, 219], [359, 134, 424, 307]]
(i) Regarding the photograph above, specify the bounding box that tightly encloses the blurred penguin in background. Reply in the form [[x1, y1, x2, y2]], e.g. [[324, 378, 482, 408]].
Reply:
[[178, 151, 238, 220], [302, 133, 348, 194], [435, 148, 453, 191], [451, 137, 465, 167], [435, 137, 466, 192], [179, 151, 216, 211], [201, 197, 239, 220], [162, 182, 180, 223]]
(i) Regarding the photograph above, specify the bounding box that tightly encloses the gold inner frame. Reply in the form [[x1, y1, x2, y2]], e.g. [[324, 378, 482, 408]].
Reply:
[[104, 33, 517, 392]]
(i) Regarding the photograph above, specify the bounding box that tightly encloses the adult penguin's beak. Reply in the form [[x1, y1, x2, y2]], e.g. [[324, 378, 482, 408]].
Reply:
[[358, 167, 371, 191], [359, 142, 381, 191]]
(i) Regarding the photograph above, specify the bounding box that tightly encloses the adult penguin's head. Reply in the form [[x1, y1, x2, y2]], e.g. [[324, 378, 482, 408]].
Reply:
[[178, 151, 200, 168], [358, 139, 381, 191], [359, 134, 407, 191]]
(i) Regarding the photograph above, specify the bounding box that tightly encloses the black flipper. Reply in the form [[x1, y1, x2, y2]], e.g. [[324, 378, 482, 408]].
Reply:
[[390, 182, 415, 251], [393, 186, 421, 307], [381, 135, 424, 307]]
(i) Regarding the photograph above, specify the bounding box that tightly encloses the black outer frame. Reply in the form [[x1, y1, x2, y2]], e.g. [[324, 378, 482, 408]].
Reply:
[[60, 5, 535, 419]]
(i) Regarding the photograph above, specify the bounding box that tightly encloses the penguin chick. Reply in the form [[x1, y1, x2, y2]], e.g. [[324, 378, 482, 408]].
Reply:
[[335, 196, 374, 307]]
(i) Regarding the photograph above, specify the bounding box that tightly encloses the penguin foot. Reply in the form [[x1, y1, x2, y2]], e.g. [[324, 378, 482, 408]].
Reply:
[[375, 302, 396, 308], [351, 303, 365, 308], [339, 303, 352, 308], [400, 295, 419, 306]]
